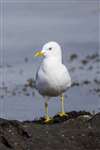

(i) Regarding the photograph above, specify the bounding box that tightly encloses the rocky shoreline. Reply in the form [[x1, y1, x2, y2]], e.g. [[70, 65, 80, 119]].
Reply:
[[0, 111, 100, 150]]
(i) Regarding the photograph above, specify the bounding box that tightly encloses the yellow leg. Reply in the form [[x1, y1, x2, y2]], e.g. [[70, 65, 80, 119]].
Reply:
[[58, 94, 68, 117], [44, 100, 51, 123]]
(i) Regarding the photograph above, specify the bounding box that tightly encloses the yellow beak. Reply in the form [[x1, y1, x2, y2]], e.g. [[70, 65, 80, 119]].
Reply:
[[34, 50, 44, 57]]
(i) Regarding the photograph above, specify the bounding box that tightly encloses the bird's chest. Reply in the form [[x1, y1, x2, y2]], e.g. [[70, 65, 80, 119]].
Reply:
[[37, 63, 66, 88]]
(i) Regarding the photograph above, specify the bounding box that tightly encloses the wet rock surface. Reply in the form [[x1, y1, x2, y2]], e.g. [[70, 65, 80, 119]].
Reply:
[[0, 111, 100, 150]]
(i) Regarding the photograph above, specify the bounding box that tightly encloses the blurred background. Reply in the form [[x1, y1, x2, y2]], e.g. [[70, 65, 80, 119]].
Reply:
[[0, 0, 100, 120]]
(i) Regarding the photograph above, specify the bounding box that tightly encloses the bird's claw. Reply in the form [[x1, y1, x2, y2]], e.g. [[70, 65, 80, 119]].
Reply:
[[58, 112, 68, 117], [44, 116, 52, 123]]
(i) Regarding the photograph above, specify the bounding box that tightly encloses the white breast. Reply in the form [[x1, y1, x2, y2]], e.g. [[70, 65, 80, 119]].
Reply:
[[36, 59, 71, 96]]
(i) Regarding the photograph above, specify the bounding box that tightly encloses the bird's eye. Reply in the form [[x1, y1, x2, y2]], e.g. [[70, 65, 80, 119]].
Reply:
[[49, 47, 52, 51]]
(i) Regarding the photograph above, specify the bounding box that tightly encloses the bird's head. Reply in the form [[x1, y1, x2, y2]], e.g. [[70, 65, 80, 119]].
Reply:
[[34, 41, 62, 59]]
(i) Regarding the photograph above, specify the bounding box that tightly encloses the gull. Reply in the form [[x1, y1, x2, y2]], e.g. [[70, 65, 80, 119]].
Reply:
[[34, 41, 71, 122]]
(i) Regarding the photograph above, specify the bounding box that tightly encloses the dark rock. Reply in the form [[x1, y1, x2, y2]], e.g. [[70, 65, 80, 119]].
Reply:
[[71, 82, 80, 87], [0, 111, 100, 150], [69, 54, 78, 61], [88, 113, 100, 129], [0, 136, 12, 149], [81, 59, 88, 65]]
